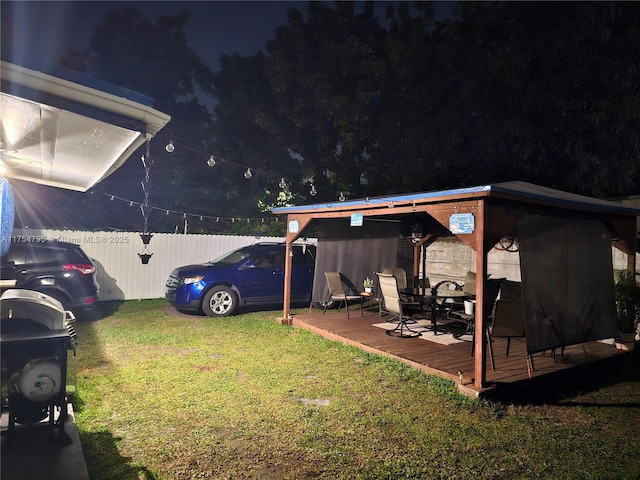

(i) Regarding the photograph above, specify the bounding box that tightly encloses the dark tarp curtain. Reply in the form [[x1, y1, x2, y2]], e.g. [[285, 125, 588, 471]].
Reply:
[[517, 215, 618, 354], [311, 219, 401, 304]]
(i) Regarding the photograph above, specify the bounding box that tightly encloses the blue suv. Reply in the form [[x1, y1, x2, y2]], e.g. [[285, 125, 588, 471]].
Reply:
[[165, 242, 316, 317]]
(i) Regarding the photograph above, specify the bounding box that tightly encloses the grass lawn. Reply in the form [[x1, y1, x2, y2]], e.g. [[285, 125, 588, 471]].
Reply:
[[70, 299, 640, 480]]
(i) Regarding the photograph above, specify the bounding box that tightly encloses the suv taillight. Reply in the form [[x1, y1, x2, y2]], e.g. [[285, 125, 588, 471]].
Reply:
[[63, 264, 96, 275]]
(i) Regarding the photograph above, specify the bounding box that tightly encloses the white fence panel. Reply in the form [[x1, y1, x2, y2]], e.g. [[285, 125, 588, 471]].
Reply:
[[10, 229, 635, 301], [12, 229, 285, 301]]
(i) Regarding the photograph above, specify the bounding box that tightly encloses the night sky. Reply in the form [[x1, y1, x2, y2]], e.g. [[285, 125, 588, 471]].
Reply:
[[1, 1, 455, 230], [4, 1, 305, 63], [2, 0, 454, 115], [2, 0, 311, 109], [3, 1, 444, 72]]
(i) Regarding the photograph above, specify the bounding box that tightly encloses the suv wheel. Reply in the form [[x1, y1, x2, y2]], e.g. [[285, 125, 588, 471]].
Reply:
[[202, 286, 238, 317]]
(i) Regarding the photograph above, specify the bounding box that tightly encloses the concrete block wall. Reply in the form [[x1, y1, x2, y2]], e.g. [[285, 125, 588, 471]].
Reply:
[[423, 236, 636, 287]]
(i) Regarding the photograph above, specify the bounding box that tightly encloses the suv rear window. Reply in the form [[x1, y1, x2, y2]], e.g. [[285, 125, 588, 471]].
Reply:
[[26, 246, 67, 264], [2, 244, 65, 265], [1, 243, 89, 266]]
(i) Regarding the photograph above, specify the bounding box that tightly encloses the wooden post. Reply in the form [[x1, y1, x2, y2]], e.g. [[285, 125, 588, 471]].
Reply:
[[278, 214, 313, 324], [281, 236, 293, 324], [474, 202, 488, 388]]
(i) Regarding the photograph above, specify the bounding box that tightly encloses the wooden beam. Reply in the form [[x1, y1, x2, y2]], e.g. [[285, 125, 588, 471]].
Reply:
[[609, 216, 637, 255], [422, 201, 482, 251], [408, 234, 439, 284], [483, 203, 523, 254], [474, 201, 488, 388]]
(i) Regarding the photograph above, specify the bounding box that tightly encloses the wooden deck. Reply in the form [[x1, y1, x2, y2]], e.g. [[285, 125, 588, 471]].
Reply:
[[290, 306, 630, 398]]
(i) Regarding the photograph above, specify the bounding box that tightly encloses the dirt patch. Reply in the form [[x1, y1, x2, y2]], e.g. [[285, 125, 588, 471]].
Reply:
[[161, 305, 202, 319]]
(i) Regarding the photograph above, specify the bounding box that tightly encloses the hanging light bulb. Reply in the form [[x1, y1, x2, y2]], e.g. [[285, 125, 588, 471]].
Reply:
[[339, 192, 346, 202], [110, 195, 115, 201], [166, 209, 170, 215], [279, 177, 287, 189], [200, 215, 203, 221], [244, 168, 252, 179], [207, 155, 216, 167], [129, 201, 134, 207], [183, 213, 187, 219], [165, 141, 175, 153], [310, 184, 317, 196]]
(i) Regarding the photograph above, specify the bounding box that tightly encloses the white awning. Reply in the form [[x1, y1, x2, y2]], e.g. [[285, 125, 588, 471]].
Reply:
[[0, 61, 171, 192]]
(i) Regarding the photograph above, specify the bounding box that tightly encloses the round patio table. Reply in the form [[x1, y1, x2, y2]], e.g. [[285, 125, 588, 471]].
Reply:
[[400, 288, 471, 335]]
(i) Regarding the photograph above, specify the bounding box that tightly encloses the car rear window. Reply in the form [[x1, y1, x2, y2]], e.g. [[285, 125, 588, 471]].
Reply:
[[67, 246, 92, 263], [1, 243, 88, 266], [25, 246, 67, 264]]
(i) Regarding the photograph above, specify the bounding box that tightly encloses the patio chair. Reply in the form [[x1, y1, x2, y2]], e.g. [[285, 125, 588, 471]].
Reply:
[[383, 267, 408, 289], [322, 272, 364, 319], [488, 298, 530, 373], [433, 278, 464, 317], [496, 280, 522, 301], [381, 267, 422, 316], [449, 278, 503, 369], [489, 299, 526, 358], [444, 271, 476, 317], [376, 273, 421, 338]]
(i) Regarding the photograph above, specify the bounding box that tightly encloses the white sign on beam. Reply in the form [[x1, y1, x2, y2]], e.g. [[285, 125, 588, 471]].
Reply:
[[450, 213, 475, 234]]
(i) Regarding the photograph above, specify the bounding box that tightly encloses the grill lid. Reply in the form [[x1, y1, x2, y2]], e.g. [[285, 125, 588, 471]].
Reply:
[[1, 289, 66, 330]]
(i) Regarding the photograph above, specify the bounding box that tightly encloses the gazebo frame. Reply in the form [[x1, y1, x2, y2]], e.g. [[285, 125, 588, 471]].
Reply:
[[273, 182, 639, 388]]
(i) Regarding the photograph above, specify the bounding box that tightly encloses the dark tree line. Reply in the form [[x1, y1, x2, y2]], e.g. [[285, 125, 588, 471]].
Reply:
[[14, 1, 640, 232], [216, 0, 640, 204]]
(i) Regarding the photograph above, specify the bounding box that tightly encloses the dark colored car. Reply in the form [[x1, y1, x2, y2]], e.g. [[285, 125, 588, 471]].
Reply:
[[165, 242, 316, 317], [0, 240, 99, 311]]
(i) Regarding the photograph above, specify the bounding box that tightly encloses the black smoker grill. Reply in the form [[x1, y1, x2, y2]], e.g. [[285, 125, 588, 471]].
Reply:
[[1, 289, 77, 445]]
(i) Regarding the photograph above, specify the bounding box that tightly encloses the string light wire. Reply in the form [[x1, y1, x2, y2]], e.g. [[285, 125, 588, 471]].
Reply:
[[157, 135, 322, 196], [92, 134, 366, 228]]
